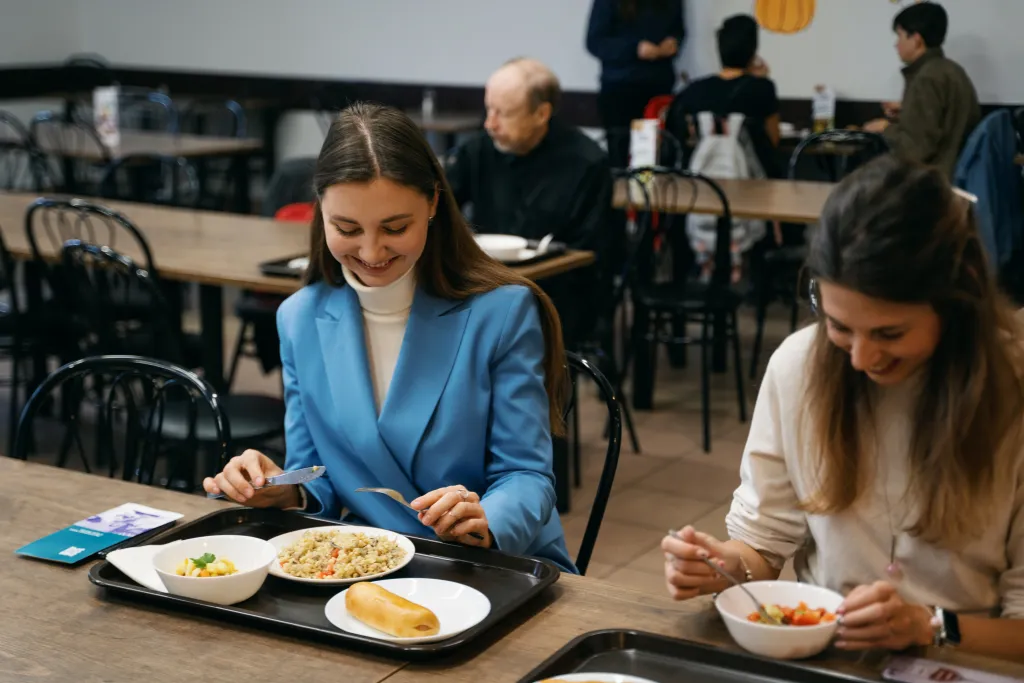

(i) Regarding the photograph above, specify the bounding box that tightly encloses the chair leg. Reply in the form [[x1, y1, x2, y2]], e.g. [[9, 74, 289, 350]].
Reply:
[[600, 351, 641, 454], [226, 320, 250, 389], [730, 310, 748, 423], [621, 400, 642, 454], [571, 376, 581, 488], [648, 313, 660, 405], [8, 351, 20, 459], [700, 315, 712, 454], [750, 294, 768, 379]]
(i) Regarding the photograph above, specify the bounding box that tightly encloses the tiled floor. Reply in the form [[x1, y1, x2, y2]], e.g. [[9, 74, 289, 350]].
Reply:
[[5, 285, 797, 598]]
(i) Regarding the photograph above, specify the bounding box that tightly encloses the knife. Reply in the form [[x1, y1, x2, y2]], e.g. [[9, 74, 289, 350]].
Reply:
[[206, 465, 327, 499]]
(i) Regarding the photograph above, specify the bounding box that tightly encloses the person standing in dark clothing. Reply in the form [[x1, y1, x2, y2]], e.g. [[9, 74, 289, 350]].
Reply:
[[447, 58, 612, 351], [587, 0, 685, 169]]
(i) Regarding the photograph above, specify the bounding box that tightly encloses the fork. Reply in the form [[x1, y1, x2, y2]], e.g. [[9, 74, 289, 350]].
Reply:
[[355, 487, 485, 542], [666, 529, 781, 626]]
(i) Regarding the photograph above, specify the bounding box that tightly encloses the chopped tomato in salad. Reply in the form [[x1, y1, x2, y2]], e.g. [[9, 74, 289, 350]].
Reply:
[[747, 601, 837, 626]]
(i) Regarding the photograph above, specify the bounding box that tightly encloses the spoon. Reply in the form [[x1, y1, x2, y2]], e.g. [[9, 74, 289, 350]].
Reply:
[[701, 557, 782, 626], [355, 487, 485, 541], [536, 233, 554, 255], [667, 529, 781, 626]]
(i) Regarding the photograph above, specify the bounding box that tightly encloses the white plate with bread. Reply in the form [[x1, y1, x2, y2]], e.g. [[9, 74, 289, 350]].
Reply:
[[325, 578, 491, 644]]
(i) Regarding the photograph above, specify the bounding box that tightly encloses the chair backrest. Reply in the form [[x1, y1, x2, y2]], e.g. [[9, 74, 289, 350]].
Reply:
[[118, 91, 180, 134], [0, 110, 49, 192], [626, 166, 735, 291], [99, 154, 200, 207], [274, 202, 315, 223], [63, 53, 115, 87], [60, 240, 182, 360], [0, 230, 22, 322], [29, 110, 110, 190], [787, 129, 890, 181], [644, 95, 675, 122], [263, 157, 317, 217], [25, 197, 155, 271], [13, 354, 231, 486], [180, 99, 247, 138], [562, 351, 621, 576]]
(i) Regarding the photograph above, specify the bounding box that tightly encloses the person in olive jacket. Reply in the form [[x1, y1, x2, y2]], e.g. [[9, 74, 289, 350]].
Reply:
[[864, 2, 980, 178]]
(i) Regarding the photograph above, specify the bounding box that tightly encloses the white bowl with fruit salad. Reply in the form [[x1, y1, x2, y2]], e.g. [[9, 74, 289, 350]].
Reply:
[[715, 581, 844, 659], [152, 535, 277, 606]]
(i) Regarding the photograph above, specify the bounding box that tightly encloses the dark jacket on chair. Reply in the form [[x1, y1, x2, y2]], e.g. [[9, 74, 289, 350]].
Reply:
[[954, 109, 1024, 269], [884, 47, 981, 178]]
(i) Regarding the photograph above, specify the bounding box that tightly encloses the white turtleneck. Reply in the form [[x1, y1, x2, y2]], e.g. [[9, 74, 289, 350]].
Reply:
[[341, 263, 416, 413]]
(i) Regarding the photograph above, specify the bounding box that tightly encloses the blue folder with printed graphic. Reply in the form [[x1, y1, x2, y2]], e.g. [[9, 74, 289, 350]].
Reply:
[[16, 503, 182, 564]]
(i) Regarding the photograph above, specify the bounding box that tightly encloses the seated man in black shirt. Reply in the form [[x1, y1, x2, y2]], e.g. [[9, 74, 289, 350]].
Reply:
[[665, 14, 781, 178], [447, 57, 612, 350]]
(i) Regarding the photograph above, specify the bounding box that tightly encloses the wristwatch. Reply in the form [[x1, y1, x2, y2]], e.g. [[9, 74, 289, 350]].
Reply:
[[929, 607, 962, 648]]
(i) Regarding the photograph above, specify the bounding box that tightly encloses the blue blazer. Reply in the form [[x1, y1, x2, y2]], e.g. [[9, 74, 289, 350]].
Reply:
[[276, 280, 577, 573]]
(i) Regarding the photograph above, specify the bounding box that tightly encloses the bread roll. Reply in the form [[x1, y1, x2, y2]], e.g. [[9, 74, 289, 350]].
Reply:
[[345, 582, 440, 638]]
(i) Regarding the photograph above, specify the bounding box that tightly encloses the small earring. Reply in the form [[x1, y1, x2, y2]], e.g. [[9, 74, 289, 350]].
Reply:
[[428, 215, 435, 226]]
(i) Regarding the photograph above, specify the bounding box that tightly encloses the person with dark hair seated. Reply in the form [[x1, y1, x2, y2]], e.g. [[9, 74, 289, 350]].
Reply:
[[446, 58, 611, 351], [665, 13, 780, 177], [864, 2, 980, 178]]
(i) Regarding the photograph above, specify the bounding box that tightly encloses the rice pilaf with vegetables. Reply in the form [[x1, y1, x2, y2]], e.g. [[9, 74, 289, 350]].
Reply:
[[278, 529, 406, 579]]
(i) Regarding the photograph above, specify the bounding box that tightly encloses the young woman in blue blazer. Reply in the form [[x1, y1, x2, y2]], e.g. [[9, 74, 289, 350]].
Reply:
[[204, 102, 577, 573]]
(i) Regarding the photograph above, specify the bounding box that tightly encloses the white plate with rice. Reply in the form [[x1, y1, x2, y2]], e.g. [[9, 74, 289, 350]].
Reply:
[[267, 525, 415, 585]]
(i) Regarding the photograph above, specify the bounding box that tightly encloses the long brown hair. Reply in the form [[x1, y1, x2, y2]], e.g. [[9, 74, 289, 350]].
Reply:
[[306, 102, 567, 435], [802, 155, 1024, 546]]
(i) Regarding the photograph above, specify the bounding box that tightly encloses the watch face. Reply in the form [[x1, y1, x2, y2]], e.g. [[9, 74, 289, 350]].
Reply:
[[942, 609, 962, 646]]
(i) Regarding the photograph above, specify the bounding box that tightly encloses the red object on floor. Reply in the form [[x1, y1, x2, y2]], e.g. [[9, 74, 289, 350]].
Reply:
[[274, 202, 315, 222]]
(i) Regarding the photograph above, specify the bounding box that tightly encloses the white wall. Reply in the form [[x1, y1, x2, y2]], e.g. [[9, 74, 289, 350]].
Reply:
[[6, 0, 1024, 159], [75, 0, 602, 90], [69, 0, 1024, 103], [0, 0, 80, 65], [0, 0, 81, 125]]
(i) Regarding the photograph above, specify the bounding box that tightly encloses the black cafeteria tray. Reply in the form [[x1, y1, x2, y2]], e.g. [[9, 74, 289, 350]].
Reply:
[[88, 507, 560, 659], [518, 630, 879, 683], [258, 240, 568, 278]]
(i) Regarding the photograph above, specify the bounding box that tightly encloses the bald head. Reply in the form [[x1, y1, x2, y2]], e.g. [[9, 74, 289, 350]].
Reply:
[[484, 57, 561, 155], [493, 58, 561, 113]]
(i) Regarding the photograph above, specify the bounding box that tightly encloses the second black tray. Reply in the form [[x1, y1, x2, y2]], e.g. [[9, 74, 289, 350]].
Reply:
[[518, 630, 878, 683], [88, 507, 560, 659]]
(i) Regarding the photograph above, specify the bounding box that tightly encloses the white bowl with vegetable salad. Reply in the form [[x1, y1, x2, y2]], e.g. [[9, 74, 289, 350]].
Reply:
[[152, 535, 277, 606]]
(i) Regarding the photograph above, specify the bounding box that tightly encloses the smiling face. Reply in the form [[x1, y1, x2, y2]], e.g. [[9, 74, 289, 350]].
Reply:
[[818, 280, 942, 386], [321, 178, 436, 287]]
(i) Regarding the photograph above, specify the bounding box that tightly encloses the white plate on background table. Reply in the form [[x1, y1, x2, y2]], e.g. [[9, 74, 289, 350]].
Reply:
[[325, 578, 491, 644], [475, 234, 528, 261], [532, 674, 663, 683], [267, 525, 415, 585]]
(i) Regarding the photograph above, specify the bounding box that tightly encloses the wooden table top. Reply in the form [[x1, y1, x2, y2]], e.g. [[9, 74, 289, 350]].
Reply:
[[0, 458, 403, 682], [11, 128, 263, 161], [404, 112, 483, 134], [0, 193, 595, 292], [613, 176, 835, 224], [6, 458, 1022, 683]]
